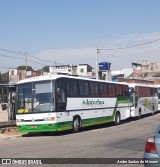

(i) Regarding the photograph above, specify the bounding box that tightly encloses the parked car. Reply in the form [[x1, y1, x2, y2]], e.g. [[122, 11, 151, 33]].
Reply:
[[144, 124, 160, 166]]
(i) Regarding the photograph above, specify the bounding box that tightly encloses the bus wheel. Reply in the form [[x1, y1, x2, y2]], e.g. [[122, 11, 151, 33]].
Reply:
[[137, 109, 141, 120], [72, 117, 80, 133], [151, 106, 155, 116], [115, 112, 121, 125]]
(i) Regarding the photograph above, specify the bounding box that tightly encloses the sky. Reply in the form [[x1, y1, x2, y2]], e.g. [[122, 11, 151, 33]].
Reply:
[[0, 0, 160, 72]]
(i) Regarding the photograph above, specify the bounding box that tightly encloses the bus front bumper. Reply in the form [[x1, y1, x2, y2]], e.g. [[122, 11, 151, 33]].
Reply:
[[17, 122, 72, 133]]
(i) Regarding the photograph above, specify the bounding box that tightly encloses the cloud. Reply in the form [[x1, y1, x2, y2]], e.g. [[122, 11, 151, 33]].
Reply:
[[33, 32, 160, 71], [34, 47, 97, 68]]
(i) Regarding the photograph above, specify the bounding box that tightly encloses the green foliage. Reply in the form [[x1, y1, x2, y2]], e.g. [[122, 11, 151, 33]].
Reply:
[[42, 66, 49, 72], [17, 65, 34, 71], [0, 72, 9, 83]]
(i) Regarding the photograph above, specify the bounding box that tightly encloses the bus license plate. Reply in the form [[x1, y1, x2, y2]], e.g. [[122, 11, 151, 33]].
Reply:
[[31, 126, 37, 129]]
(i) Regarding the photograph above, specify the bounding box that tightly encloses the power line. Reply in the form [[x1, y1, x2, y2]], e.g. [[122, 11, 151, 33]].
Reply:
[[0, 53, 25, 60], [0, 48, 52, 63], [98, 51, 140, 62], [0, 48, 24, 54], [27, 60, 50, 66], [0, 53, 50, 66], [27, 54, 53, 63], [99, 38, 160, 51]]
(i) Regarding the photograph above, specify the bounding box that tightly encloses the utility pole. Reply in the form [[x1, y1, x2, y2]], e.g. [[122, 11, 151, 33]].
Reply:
[[24, 51, 28, 78], [25, 51, 28, 71], [96, 48, 100, 80]]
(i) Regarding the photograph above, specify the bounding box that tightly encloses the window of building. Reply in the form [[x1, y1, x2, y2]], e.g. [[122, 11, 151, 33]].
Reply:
[[80, 69, 84, 73]]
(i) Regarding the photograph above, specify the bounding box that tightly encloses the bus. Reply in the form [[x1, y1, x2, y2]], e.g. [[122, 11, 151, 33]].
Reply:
[[156, 85, 160, 110], [16, 74, 131, 133], [129, 83, 158, 119]]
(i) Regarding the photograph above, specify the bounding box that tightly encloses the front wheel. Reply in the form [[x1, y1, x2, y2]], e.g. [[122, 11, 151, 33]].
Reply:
[[151, 106, 155, 116], [115, 112, 121, 125], [72, 117, 80, 133], [137, 109, 141, 120]]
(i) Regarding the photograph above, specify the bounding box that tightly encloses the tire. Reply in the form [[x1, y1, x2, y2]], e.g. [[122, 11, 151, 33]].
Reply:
[[115, 112, 121, 125], [151, 106, 155, 116], [137, 109, 141, 120], [72, 117, 80, 133]]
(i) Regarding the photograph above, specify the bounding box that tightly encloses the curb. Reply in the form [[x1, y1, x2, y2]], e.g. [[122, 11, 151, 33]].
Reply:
[[0, 121, 16, 128]]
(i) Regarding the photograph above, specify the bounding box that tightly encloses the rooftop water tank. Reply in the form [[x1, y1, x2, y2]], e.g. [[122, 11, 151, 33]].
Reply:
[[99, 62, 111, 71]]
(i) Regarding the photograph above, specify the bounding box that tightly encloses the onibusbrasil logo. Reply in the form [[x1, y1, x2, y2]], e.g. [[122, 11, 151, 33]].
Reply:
[[82, 99, 105, 107]]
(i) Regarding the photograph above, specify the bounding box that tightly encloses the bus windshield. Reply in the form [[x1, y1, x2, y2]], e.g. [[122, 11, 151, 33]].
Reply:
[[17, 81, 55, 113]]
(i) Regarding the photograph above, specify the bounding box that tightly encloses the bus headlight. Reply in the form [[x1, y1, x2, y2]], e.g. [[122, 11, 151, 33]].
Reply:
[[43, 117, 55, 121], [16, 119, 23, 123]]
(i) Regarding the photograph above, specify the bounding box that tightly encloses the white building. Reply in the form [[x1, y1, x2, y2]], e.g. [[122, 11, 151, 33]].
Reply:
[[111, 68, 133, 78], [77, 64, 93, 76], [49, 64, 94, 76]]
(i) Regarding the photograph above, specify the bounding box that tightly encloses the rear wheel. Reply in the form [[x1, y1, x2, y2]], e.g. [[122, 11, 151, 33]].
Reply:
[[151, 106, 155, 116], [72, 117, 80, 133], [137, 109, 141, 120], [115, 112, 121, 125]]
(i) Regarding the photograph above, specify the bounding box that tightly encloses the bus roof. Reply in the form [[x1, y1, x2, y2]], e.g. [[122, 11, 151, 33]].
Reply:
[[16, 74, 129, 86], [128, 83, 157, 88]]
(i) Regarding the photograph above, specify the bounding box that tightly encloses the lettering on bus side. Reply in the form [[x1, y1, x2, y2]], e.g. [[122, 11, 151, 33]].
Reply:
[[82, 99, 105, 107]]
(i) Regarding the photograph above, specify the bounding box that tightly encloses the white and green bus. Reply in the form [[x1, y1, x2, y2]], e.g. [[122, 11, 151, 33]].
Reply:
[[16, 75, 131, 133], [129, 83, 158, 119], [156, 85, 160, 110]]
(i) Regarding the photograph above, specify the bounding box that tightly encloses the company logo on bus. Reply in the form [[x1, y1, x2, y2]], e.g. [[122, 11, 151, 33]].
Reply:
[[82, 99, 104, 107]]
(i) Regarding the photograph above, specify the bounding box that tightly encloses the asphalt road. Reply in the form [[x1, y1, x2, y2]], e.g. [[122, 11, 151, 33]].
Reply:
[[0, 113, 160, 167]]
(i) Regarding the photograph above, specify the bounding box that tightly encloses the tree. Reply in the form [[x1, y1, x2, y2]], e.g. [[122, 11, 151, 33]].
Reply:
[[0, 72, 9, 83], [42, 66, 49, 72], [17, 65, 34, 71]]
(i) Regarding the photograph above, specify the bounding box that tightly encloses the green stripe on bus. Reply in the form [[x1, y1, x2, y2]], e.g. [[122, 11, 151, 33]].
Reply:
[[117, 97, 130, 104], [17, 116, 114, 133], [17, 122, 72, 133], [81, 116, 113, 127]]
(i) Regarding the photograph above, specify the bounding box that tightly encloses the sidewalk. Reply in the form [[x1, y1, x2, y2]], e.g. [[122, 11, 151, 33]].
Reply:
[[0, 132, 22, 140], [0, 126, 24, 140], [0, 109, 16, 128], [0, 105, 21, 140]]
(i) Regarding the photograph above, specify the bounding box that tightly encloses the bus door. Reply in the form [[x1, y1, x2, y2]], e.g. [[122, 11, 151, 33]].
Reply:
[[56, 79, 66, 112], [129, 87, 134, 107]]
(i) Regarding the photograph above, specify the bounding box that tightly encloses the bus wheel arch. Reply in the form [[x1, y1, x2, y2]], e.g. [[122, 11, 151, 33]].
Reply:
[[115, 111, 121, 125], [72, 115, 81, 133]]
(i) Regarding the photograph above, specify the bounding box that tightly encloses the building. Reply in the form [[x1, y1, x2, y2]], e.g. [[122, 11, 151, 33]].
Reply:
[[49, 64, 94, 76], [77, 64, 93, 76], [112, 62, 160, 85], [9, 68, 44, 83], [49, 65, 77, 75]]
